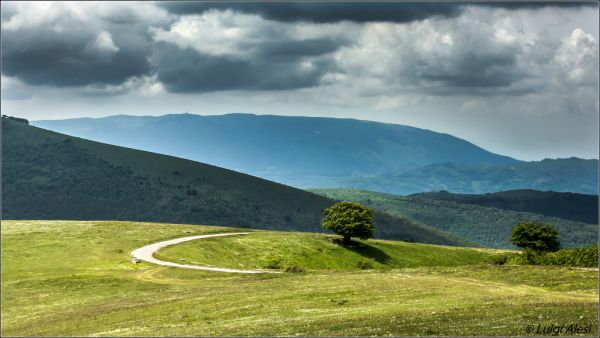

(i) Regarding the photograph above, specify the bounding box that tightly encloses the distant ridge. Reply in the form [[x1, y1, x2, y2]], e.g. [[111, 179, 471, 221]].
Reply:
[[33, 113, 517, 187], [32, 113, 597, 194], [341, 158, 599, 195], [411, 189, 598, 224]]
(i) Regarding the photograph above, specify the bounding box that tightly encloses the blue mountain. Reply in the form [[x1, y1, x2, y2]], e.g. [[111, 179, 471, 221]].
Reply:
[[33, 113, 597, 194], [33, 113, 516, 182]]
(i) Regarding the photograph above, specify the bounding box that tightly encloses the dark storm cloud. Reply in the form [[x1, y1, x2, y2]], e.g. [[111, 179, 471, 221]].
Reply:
[[0, 2, 170, 88], [159, 1, 595, 23], [262, 37, 345, 58], [152, 42, 333, 93], [159, 2, 463, 23], [479, 2, 598, 10], [1, 28, 151, 87], [417, 52, 521, 88]]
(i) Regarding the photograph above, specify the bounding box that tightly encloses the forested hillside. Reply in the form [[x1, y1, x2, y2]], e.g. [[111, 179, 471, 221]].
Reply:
[[2, 117, 470, 246], [311, 188, 598, 248]]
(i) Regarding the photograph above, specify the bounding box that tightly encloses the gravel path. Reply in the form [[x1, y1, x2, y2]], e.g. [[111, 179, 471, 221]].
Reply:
[[130, 232, 278, 274]]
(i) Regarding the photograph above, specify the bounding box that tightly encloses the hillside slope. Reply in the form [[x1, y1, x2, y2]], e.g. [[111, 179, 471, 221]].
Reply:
[[411, 189, 598, 224], [310, 188, 598, 249], [1, 117, 469, 246], [32, 113, 517, 187], [341, 159, 599, 195], [33, 114, 597, 194]]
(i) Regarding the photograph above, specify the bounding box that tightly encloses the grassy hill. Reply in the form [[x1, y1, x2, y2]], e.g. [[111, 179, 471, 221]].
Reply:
[[411, 189, 598, 224], [32, 113, 517, 187], [2, 220, 597, 336], [1, 117, 468, 246], [156, 231, 507, 271], [310, 188, 598, 249]]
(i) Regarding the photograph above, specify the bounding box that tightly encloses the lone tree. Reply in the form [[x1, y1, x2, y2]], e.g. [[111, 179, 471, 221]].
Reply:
[[510, 222, 560, 252], [322, 201, 374, 244]]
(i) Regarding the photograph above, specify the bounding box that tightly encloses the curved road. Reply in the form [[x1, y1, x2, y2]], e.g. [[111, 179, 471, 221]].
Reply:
[[131, 232, 278, 274]]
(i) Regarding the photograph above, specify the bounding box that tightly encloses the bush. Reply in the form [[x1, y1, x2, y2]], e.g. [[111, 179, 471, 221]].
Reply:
[[541, 245, 598, 267], [263, 258, 282, 269], [284, 266, 305, 273], [492, 255, 508, 265], [508, 245, 598, 267], [357, 258, 374, 270]]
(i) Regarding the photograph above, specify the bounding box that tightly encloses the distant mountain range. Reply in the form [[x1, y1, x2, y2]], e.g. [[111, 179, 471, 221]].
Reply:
[[32, 113, 598, 195], [341, 158, 599, 195], [2, 117, 470, 247], [411, 189, 598, 225], [310, 188, 598, 249]]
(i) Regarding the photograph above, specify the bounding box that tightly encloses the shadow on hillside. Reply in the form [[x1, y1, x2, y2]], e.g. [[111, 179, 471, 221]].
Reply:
[[330, 237, 391, 264]]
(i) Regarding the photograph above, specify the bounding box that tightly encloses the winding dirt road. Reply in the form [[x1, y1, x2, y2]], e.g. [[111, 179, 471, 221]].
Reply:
[[130, 232, 278, 274]]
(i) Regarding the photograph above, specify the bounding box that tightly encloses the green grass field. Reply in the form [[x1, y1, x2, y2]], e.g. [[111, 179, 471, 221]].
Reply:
[[2, 220, 598, 336], [156, 231, 506, 270]]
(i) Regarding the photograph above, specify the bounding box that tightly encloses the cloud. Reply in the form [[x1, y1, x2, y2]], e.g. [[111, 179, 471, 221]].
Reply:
[[159, 2, 463, 23], [554, 28, 598, 85], [0, 1, 169, 87], [326, 6, 599, 99], [151, 10, 348, 60], [1, 75, 34, 100], [150, 11, 348, 93], [330, 12, 533, 97], [151, 42, 333, 93]]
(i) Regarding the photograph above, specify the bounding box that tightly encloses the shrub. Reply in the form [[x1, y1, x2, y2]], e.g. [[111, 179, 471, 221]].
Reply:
[[492, 255, 508, 265], [263, 258, 282, 269], [357, 258, 374, 270], [284, 266, 305, 273], [541, 245, 598, 267], [508, 245, 598, 267]]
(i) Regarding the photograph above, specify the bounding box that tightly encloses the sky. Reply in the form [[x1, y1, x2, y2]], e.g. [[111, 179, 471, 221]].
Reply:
[[1, 1, 598, 161]]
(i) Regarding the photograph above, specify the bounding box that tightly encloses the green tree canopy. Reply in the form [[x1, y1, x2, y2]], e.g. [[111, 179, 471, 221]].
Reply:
[[322, 201, 374, 244], [510, 222, 560, 252]]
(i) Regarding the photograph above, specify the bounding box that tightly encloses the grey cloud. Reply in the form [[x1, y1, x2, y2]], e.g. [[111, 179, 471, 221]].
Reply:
[[0, 3, 16, 21], [159, 2, 463, 23], [2, 28, 151, 87], [152, 42, 333, 93], [479, 2, 598, 10], [262, 37, 346, 59], [158, 2, 595, 23], [417, 52, 521, 88], [0, 3, 169, 88]]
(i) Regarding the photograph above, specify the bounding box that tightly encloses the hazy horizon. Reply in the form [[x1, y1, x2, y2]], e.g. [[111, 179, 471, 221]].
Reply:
[[25, 111, 598, 162]]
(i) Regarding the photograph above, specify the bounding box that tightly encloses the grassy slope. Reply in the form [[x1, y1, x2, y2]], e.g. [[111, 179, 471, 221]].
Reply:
[[309, 188, 598, 249], [156, 231, 505, 270], [2, 220, 597, 336], [1, 118, 468, 246]]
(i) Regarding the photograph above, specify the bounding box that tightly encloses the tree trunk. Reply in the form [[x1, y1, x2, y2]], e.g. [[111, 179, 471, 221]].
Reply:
[[343, 235, 351, 245]]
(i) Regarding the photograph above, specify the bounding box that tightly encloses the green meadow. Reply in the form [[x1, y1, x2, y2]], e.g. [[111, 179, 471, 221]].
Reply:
[[2, 220, 598, 336]]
